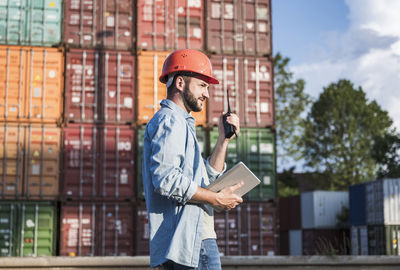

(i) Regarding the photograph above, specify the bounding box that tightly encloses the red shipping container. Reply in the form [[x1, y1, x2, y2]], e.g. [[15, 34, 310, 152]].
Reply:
[[206, 0, 272, 56], [135, 203, 150, 255], [63, 0, 134, 50], [62, 124, 135, 200], [209, 55, 274, 128], [136, 0, 204, 51], [278, 195, 301, 231], [64, 49, 136, 124], [60, 202, 134, 256], [214, 202, 277, 256]]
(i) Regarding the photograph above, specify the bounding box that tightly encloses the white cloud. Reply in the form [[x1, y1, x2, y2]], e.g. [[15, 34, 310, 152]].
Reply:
[[291, 0, 400, 131]]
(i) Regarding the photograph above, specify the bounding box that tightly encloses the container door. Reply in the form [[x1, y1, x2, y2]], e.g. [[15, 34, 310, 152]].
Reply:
[[0, 1, 27, 45], [214, 207, 239, 256], [289, 229, 302, 256], [0, 203, 17, 256]]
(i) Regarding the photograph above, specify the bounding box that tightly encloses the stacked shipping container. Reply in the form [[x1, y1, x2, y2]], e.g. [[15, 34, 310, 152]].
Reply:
[[0, 0, 276, 257]]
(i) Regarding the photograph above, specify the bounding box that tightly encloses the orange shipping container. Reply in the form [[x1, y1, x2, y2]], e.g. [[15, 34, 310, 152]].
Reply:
[[0, 123, 60, 199], [136, 51, 207, 126], [0, 46, 63, 123]]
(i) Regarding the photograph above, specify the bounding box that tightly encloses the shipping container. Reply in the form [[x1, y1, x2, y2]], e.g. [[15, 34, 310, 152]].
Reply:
[[136, 126, 207, 200], [351, 226, 368, 255], [60, 202, 134, 256], [214, 202, 277, 256], [209, 127, 275, 201], [302, 229, 350, 255], [137, 0, 204, 51], [366, 179, 400, 225], [289, 230, 302, 256], [301, 191, 349, 229], [205, 0, 271, 56], [62, 124, 135, 200], [0, 123, 60, 200], [279, 230, 289, 255], [0, 46, 63, 123], [278, 195, 301, 231], [0, 0, 62, 46], [64, 49, 136, 124], [135, 202, 149, 255], [368, 225, 400, 255], [63, 0, 134, 50], [136, 51, 207, 126], [0, 201, 56, 257], [209, 55, 274, 128], [349, 183, 367, 226]]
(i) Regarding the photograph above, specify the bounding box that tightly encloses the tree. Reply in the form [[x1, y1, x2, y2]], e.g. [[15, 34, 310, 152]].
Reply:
[[274, 53, 312, 170], [303, 79, 393, 189], [372, 130, 400, 178], [274, 53, 312, 197]]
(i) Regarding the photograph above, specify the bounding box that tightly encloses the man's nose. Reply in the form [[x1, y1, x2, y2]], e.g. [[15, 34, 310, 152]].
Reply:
[[203, 88, 210, 99]]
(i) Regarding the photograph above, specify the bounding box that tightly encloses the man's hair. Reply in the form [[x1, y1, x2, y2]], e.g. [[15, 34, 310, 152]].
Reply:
[[167, 73, 192, 94]]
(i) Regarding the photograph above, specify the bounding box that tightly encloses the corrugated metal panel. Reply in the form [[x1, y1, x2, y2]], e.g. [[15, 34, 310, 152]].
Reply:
[[62, 124, 135, 200], [289, 230, 302, 256], [367, 225, 400, 255], [209, 127, 240, 170], [241, 128, 275, 201], [63, 0, 134, 50], [0, 201, 56, 257], [351, 226, 368, 255], [0, 46, 63, 123], [366, 179, 400, 225], [0, 123, 60, 200], [302, 229, 350, 255], [136, 126, 207, 200], [278, 230, 289, 255], [301, 191, 349, 229], [349, 183, 367, 226], [206, 0, 271, 56], [60, 202, 134, 256], [214, 202, 277, 256], [64, 49, 136, 124], [135, 203, 149, 255], [137, 0, 204, 51], [0, 0, 62, 46], [136, 51, 207, 126], [279, 195, 301, 231], [209, 55, 274, 128]]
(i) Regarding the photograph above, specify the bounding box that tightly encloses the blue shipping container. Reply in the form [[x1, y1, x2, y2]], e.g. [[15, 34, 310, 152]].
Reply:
[[349, 184, 367, 226]]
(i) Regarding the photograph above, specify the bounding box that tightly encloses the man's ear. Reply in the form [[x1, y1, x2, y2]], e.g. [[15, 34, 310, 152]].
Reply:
[[175, 76, 185, 92]]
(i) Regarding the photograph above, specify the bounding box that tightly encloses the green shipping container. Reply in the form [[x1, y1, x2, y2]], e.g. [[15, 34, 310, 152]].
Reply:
[[0, 201, 56, 256], [137, 126, 208, 200], [0, 0, 62, 46], [210, 128, 276, 201], [368, 225, 400, 255]]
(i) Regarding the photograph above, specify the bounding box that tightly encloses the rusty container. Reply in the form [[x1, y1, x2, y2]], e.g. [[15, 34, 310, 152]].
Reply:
[[136, 0, 204, 51], [135, 202, 150, 255], [214, 201, 277, 256], [59, 201, 134, 256], [0, 123, 60, 200], [208, 55, 274, 128], [0, 46, 63, 123], [63, 0, 134, 50], [62, 124, 135, 200], [136, 51, 207, 126], [205, 0, 271, 56], [64, 49, 136, 124]]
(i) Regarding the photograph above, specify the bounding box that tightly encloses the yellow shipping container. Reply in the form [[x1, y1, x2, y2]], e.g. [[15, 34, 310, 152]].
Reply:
[[0, 123, 60, 199], [137, 51, 207, 126], [0, 46, 64, 123]]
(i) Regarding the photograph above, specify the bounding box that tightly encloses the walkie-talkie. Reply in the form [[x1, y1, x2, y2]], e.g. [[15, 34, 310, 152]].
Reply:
[[222, 89, 237, 139]]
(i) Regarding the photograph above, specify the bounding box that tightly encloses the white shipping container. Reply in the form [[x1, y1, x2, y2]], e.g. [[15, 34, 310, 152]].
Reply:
[[301, 191, 349, 229], [351, 226, 368, 255], [289, 230, 302, 256], [366, 179, 400, 225]]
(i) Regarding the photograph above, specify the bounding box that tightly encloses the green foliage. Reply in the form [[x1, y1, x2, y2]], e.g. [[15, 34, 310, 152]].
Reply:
[[372, 130, 400, 178], [277, 167, 299, 197], [303, 79, 393, 189], [274, 53, 312, 169]]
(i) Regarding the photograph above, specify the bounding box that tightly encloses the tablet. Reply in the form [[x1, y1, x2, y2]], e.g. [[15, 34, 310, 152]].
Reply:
[[206, 161, 261, 197]]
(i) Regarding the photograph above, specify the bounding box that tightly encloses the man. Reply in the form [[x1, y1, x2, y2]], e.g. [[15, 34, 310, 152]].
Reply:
[[142, 49, 243, 269]]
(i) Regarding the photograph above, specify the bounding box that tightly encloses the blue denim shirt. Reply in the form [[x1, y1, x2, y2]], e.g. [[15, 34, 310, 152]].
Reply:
[[142, 99, 224, 267]]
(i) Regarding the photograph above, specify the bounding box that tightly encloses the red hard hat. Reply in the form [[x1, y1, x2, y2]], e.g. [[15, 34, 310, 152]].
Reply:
[[159, 49, 219, 85]]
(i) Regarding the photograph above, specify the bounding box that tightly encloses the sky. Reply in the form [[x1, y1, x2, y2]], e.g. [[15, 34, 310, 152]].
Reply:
[[272, 0, 400, 171]]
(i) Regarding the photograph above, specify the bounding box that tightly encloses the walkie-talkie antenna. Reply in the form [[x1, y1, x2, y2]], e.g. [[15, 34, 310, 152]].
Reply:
[[227, 89, 232, 113]]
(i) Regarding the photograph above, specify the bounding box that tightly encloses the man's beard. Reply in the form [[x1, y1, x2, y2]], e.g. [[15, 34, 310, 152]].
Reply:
[[182, 84, 203, 112]]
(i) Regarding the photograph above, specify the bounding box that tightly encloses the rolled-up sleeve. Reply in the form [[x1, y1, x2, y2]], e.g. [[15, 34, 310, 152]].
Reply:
[[149, 115, 198, 204], [204, 157, 226, 184]]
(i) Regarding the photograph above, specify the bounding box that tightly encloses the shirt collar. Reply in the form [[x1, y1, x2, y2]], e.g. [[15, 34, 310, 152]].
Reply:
[[160, 99, 195, 125]]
